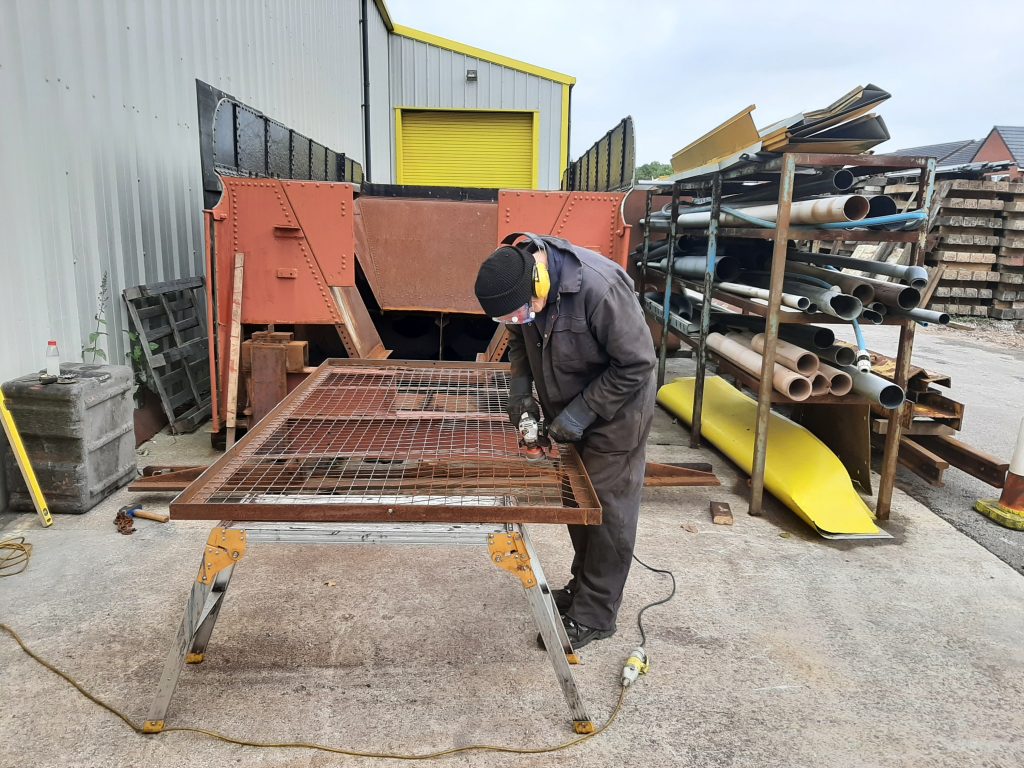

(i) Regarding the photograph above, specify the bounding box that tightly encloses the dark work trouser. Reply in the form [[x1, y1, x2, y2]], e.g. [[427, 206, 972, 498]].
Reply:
[[564, 416, 652, 631]]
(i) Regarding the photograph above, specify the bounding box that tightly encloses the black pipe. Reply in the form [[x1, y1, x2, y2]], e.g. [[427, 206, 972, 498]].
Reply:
[[360, 0, 372, 181]]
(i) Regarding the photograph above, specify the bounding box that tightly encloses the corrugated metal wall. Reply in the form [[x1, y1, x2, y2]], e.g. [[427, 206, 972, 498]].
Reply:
[[366, 4, 393, 182], [0, 0, 374, 388], [389, 35, 564, 189]]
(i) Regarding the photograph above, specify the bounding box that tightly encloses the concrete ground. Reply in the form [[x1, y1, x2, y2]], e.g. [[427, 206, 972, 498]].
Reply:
[[3, 362, 1024, 768], [858, 322, 1024, 574]]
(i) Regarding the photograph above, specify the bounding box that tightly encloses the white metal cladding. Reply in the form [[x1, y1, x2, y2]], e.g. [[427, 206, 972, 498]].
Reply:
[[0, 0, 375, 389], [388, 35, 564, 189], [366, 5, 394, 182]]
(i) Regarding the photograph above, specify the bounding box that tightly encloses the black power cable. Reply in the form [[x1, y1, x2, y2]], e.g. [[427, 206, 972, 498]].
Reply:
[[631, 553, 677, 648]]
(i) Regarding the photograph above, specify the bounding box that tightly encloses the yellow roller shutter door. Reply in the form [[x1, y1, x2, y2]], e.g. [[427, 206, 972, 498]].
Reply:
[[398, 110, 535, 188]]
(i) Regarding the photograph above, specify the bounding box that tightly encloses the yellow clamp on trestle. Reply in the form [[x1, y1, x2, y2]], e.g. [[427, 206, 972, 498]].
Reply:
[[487, 531, 536, 589], [197, 528, 247, 585], [573, 720, 596, 735], [142, 720, 165, 734]]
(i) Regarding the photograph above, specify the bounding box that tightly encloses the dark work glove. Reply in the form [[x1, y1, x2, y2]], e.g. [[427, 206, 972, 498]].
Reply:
[[506, 376, 540, 427], [548, 395, 598, 443]]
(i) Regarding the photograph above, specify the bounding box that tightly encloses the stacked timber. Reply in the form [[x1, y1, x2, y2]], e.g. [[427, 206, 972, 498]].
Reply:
[[993, 196, 1024, 319], [884, 179, 1024, 319]]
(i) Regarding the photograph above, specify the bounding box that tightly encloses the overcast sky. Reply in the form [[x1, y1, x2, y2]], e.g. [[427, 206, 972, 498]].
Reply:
[[386, 0, 1024, 164]]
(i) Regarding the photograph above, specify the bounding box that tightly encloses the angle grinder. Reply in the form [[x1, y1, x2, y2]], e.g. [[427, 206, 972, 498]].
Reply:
[[517, 412, 549, 463]]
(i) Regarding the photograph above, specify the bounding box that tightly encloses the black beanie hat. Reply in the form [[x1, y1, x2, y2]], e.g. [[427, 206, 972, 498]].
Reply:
[[474, 246, 534, 317]]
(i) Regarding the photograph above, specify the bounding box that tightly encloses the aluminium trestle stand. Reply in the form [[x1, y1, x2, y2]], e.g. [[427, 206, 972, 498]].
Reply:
[[144, 521, 595, 734]]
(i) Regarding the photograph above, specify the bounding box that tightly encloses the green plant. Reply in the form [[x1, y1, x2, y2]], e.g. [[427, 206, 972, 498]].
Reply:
[[635, 160, 672, 181], [82, 271, 110, 362], [124, 330, 159, 408]]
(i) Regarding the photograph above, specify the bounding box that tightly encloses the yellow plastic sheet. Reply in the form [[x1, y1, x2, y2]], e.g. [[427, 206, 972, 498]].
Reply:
[[658, 376, 885, 538]]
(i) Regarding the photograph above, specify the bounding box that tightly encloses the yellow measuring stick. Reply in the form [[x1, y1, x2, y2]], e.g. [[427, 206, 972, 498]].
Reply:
[[0, 390, 53, 528]]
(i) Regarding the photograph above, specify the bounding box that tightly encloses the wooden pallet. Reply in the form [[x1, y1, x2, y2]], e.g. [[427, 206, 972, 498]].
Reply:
[[123, 277, 211, 434]]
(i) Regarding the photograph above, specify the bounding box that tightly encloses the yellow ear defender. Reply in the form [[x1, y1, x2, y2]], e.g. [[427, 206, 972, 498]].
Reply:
[[533, 261, 551, 301]]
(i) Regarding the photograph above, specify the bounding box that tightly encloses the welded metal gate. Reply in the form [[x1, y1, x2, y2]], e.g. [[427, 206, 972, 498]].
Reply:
[[172, 360, 601, 524]]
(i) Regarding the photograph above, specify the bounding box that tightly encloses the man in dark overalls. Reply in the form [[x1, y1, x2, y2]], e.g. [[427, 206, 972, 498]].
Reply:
[[474, 232, 656, 648]]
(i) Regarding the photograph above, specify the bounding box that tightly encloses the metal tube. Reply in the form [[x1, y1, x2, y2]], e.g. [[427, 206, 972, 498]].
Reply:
[[654, 254, 741, 282], [878, 158, 935, 520], [717, 281, 811, 311], [867, 195, 898, 219], [670, 194, 870, 229], [658, 182, 680, 387], [720, 169, 857, 204], [750, 153, 796, 517], [820, 345, 857, 367], [818, 361, 853, 396], [749, 333, 819, 376], [860, 308, 884, 324], [639, 190, 654, 295], [708, 313, 835, 349], [810, 372, 831, 396], [836, 364, 906, 409], [787, 250, 930, 290], [691, 172, 722, 449], [709, 332, 812, 401]]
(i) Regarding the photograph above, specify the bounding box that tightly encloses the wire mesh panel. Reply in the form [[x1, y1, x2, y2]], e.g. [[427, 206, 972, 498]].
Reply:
[[172, 360, 601, 524]]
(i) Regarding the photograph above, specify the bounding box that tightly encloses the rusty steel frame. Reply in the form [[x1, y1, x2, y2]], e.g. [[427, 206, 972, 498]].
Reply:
[[172, 359, 601, 525]]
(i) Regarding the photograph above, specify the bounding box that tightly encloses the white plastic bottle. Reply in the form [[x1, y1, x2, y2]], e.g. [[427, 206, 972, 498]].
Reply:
[[45, 340, 60, 377]]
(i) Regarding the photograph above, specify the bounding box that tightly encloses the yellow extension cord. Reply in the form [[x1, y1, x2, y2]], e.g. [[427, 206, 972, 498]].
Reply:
[[0, 622, 626, 759], [0, 537, 32, 576]]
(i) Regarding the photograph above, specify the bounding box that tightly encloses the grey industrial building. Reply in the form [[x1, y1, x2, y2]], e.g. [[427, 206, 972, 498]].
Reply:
[[0, 0, 574, 385]]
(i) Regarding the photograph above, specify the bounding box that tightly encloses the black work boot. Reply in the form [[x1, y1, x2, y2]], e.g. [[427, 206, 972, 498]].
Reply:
[[551, 587, 574, 614], [537, 615, 615, 651]]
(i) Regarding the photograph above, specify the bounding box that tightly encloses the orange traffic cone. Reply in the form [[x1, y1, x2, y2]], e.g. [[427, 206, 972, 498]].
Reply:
[[975, 417, 1024, 530]]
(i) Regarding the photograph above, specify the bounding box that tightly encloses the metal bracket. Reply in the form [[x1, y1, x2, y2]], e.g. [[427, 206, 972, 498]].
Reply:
[[487, 530, 536, 589], [197, 528, 247, 585]]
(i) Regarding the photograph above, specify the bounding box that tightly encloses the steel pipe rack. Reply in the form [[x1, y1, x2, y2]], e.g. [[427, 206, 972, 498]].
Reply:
[[638, 152, 937, 521]]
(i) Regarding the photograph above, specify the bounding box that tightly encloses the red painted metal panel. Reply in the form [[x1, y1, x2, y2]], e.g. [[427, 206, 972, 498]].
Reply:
[[497, 190, 632, 270], [280, 181, 356, 287]]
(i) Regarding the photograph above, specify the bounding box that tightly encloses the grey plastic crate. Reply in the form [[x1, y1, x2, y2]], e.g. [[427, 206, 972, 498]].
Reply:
[[3, 364, 136, 513]]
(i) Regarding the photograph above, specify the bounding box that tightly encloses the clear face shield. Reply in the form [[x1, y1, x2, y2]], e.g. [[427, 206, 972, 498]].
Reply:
[[493, 304, 536, 325]]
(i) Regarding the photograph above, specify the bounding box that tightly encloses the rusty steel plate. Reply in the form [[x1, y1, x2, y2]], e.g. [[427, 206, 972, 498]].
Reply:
[[354, 198, 498, 314], [172, 360, 601, 524]]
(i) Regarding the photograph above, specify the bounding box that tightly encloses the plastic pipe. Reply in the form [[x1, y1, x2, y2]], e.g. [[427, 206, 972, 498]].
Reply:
[[837, 364, 906, 409], [782, 280, 863, 321], [716, 282, 812, 311], [749, 333, 819, 376], [707, 332, 812, 401], [817, 362, 853, 397], [890, 307, 951, 325], [869, 302, 888, 316], [787, 250, 929, 289], [786, 262, 875, 304]]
